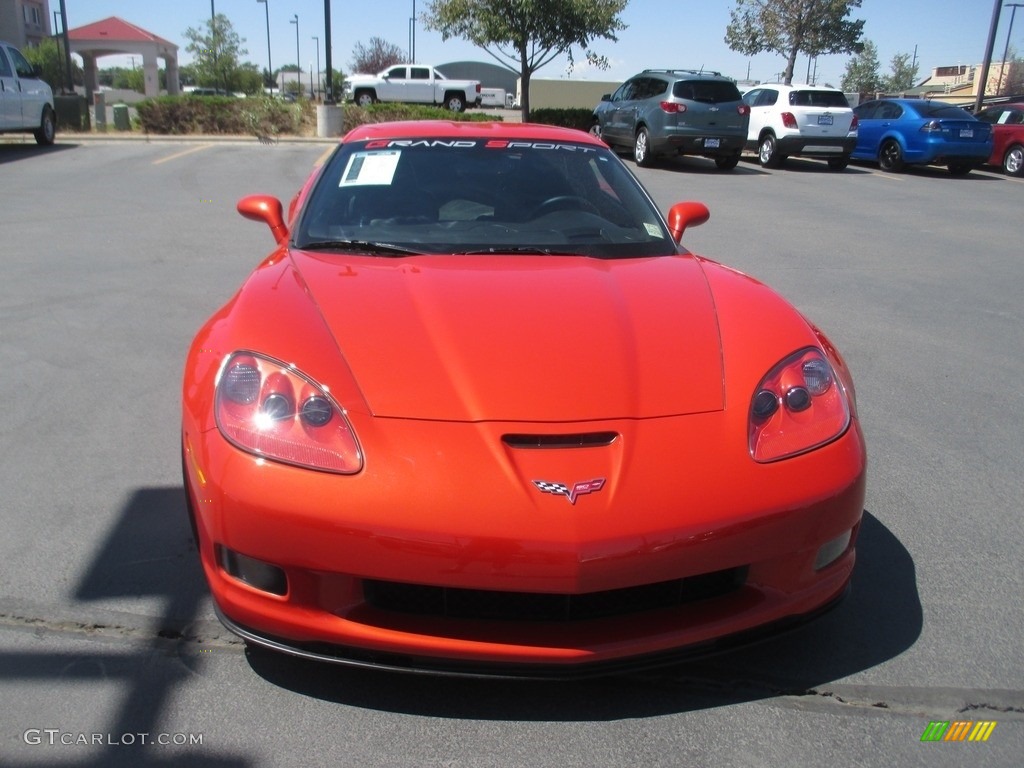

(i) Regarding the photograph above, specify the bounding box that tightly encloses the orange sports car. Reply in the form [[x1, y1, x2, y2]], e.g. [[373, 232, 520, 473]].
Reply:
[[181, 120, 866, 677]]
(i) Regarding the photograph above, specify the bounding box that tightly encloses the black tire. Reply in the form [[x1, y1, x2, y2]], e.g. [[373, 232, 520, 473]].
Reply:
[[947, 162, 973, 176], [634, 127, 654, 167], [1002, 144, 1024, 176], [878, 139, 904, 172], [758, 133, 783, 168], [444, 93, 465, 112], [827, 157, 849, 170], [34, 106, 56, 146], [714, 153, 740, 170], [354, 90, 376, 108]]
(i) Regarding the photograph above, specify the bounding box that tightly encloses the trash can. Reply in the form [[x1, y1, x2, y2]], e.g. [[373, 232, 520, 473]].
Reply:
[[113, 104, 130, 131]]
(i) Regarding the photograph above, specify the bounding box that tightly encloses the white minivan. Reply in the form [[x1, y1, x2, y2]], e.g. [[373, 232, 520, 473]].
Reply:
[[0, 41, 56, 145]]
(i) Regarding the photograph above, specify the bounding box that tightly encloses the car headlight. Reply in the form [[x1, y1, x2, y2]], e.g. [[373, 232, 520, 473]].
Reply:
[[215, 352, 362, 473], [748, 347, 851, 463]]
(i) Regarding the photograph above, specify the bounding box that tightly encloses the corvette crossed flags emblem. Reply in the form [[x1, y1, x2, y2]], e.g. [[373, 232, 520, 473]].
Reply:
[[532, 478, 606, 505]]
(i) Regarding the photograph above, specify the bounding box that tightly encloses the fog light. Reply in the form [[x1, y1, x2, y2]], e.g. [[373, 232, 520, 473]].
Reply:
[[814, 529, 852, 570], [218, 546, 288, 595]]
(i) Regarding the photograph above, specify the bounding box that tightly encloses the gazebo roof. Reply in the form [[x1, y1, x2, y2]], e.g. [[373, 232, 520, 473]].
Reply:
[[68, 16, 176, 50]]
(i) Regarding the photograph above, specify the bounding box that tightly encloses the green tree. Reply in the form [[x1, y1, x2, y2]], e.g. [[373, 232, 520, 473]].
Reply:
[[183, 13, 249, 92], [350, 37, 405, 74], [22, 37, 82, 93], [882, 51, 918, 93], [726, 0, 865, 85], [840, 38, 881, 94], [424, 0, 628, 120], [235, 62, 266, 95]]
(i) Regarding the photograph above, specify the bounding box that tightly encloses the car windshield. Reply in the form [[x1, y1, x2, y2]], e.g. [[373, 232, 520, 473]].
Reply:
[[672, 80, 741, 103], [790, 90, 849, 108], [915, 103, 975, 120], [294, 136, 676, 258]]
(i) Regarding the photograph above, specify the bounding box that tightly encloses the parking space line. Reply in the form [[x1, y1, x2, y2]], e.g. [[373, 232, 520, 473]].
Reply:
[[313, 146, 334, 168], [153, 144, 215, 165]]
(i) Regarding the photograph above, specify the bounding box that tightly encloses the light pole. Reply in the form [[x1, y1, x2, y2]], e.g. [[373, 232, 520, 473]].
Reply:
[[52, 10, 65, 94], [290, 14, 300, 97], [1000, 3, 1024, 95], [257, 0, 273, 94], [409, 1, 417, 62], [312, 36, 320, 100], [210, 0, 220, 93]]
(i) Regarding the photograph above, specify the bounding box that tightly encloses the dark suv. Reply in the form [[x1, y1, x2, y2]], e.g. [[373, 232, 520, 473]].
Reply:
[[590, 69, 750, 170]]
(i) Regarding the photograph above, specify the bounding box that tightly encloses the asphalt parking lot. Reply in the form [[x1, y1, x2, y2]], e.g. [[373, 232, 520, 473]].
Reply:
[[0, 134, 1021, 767]]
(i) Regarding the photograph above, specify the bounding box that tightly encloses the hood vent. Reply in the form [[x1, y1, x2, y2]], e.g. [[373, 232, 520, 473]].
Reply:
[[502, 432, 619, 449]]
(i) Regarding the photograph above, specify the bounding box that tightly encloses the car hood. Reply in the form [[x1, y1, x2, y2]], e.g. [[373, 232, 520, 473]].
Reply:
[[290, 251, 725, 422]]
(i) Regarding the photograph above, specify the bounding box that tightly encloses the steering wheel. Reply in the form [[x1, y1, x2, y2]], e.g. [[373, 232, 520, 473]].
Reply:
[[529, 195, 601, 219]]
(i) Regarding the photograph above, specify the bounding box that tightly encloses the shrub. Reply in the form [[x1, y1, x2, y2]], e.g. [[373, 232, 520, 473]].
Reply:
[[342, 103, 501, 132], [135, 95, 501, 136], [529, 108, 595, 132], [136, 95, 307, 136]]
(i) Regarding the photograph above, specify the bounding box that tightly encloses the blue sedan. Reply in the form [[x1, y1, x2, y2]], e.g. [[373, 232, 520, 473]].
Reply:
[[852, 99, 993, 175]]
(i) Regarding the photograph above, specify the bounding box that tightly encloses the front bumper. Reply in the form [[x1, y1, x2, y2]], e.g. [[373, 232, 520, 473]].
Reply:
[[183, 412, 866, 675]]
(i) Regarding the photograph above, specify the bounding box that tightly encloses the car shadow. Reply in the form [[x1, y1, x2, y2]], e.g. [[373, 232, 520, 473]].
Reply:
[[246, 510, 921, 720], [0, 487, 251, 767], [0, 141, 78, 164], [848, 159, 1003, 179], [737, 156, 874, 174]]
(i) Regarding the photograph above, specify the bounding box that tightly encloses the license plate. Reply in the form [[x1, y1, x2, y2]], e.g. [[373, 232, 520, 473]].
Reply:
[[818, 115, 834, 126], [704, 138, 720, 148], [960, 128, 974, 138]]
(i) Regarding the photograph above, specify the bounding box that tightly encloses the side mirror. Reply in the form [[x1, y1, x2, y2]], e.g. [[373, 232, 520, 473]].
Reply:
[[600, 93, 611, 102], [237, 195, 288, 245], [666, 202, 710, 243], [32, 64, 43, 79]]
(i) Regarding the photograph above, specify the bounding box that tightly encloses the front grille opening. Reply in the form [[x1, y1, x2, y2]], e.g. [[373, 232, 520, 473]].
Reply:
[[502, 432, 619, 449], [362, 567, 747, 623]]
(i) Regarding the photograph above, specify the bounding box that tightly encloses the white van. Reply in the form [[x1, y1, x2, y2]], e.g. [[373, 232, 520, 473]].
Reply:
[[0, 41, 56, 145]]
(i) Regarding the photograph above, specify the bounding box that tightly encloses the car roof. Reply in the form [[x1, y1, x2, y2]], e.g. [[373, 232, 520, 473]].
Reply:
[[341, 120, 606, 146], [753, 83, 843, 91]]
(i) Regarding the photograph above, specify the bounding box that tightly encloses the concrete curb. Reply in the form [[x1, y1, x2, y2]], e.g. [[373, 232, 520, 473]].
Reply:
[[53, 131, 338, 145]]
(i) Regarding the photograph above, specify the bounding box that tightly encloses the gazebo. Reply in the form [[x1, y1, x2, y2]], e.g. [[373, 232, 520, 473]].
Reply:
[[68, 16, 180, 98]]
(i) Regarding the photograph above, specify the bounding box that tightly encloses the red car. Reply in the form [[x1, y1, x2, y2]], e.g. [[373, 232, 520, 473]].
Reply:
[[182, 121, 866, 677], [976, 103, 1024, 176]]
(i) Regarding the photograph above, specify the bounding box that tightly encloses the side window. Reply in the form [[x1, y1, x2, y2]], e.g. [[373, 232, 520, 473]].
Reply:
[[757, 89, 779, 107], [854, 102, 876, 120], [645, 78, 668, 99], [617, 81, 637, 102], [629, 78, 651, 100], [0, 48, 12, 78], [8, 46, 35, 79], [410, 68, 430, 80], [743, 89, 760, 106], [878, 102, 902, 120], [385, 66, 407, 79]]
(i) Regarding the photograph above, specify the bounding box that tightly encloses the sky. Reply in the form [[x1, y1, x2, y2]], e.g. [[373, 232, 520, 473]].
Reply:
[[61, 0, 1023, 89]]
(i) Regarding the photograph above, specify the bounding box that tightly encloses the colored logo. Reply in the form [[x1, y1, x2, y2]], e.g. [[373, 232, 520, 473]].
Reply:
[[532, 478, 606, 505], [920, 721, 997, 742]]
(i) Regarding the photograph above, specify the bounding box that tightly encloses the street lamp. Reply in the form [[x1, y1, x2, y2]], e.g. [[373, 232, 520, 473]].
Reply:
[[1000, 3, 1024, 95], [409, 1, 417, 62], [257, 0, 273, 94], [290, 14, 300, 97], [210, 0, 220, 93], [312, 36, 320, 101]]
